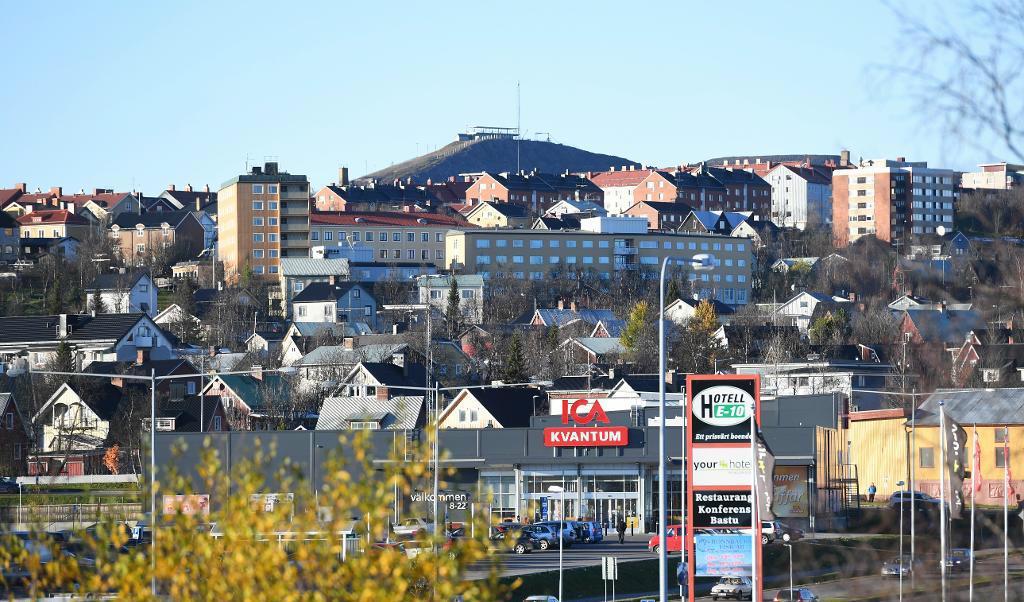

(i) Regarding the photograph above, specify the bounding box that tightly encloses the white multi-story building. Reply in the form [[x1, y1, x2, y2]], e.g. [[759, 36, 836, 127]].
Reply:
[[961, 163, 1024, 190], [765, 164, 833, 230]]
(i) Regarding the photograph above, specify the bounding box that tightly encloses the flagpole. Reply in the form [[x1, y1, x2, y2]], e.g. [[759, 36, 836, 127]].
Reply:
[[938, 404, 948, 602], [969, 424, 976, 602]]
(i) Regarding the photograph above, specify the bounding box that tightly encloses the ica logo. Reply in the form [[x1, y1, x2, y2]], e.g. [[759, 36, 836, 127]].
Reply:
[[695, 386, 754, 427], [561, 399, 610, 425]]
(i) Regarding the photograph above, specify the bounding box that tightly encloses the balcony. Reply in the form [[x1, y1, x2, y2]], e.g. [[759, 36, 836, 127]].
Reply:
[[280, 204, 308, 216], [280, 222, 307, 233], [281, 237, 308, 248]]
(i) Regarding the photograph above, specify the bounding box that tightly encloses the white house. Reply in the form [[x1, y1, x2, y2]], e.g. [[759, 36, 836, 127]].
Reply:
[[438, 387, 540, 429], [663, 298, 735, 326], [32, 383, 114, 453], [776, 291, 852, 333], [765, 164, 833, 230], [416, 274, 484, 324], [291, 282, 377, 330], [544, 199, 607, 219], [86, 271, 158, 316]]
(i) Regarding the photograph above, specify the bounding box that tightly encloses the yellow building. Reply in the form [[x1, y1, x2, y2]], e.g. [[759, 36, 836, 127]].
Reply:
[[848, 390, 1024, 505], [462, 201, 530, 229], [218, 162, 309, 283]]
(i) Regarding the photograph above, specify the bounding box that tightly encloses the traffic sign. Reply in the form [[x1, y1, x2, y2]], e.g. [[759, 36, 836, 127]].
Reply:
[[601, 556, 618, 580]]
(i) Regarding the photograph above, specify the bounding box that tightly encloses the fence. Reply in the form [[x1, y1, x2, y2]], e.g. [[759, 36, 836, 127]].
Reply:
[[1, 502, 143, 526]]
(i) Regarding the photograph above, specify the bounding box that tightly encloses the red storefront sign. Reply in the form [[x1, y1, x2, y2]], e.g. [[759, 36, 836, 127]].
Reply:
[[544, 399, 628, 447]]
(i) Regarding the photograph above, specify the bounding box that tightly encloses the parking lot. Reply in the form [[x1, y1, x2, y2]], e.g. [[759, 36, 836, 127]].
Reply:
[[467, 533, 655, 580]]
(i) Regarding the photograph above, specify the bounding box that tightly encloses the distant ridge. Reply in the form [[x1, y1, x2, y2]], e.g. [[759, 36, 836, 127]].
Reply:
[[358, 137, 638, 183]]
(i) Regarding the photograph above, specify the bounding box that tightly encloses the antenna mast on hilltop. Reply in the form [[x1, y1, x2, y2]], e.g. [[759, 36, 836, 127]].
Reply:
[[516, 81, 521, 173]]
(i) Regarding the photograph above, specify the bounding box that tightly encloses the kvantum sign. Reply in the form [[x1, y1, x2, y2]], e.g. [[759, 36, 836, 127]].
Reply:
[[543, 399, 629, 447]]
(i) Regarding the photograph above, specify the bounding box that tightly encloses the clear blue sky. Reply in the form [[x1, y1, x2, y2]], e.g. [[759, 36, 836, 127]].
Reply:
[[0, 1, 996, 194]]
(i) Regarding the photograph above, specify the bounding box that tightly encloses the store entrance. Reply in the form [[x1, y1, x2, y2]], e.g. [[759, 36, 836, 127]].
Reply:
[[590, 496, 637, 528]]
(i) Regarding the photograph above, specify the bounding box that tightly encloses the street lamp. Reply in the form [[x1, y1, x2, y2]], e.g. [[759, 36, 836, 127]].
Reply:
[[548, 484, 565, 602], [658, 254, 714, 602], [897, 479, 906, 601], [784, 542, 793, 599]]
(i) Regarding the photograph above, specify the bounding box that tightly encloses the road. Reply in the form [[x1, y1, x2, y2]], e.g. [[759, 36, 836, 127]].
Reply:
[[467, 534, 654, 580]]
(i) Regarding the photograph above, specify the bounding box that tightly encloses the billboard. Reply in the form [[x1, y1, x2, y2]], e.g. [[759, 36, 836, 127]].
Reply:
[[544, 399, 629, 447], [772, 465, 810, 518], [162, 494, 210, 517], [692, 490, 753, 528], [692, 447, 755, 487], [694, 534, 753, 577], [690, 379, 757, 444]]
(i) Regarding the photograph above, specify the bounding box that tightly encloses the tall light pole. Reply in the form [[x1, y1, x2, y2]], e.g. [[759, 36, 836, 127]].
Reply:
[[897, 479, 906, 601], [659, 253, 713, 602], [548, 485, 565, 602], [784, 542, 793, 598]]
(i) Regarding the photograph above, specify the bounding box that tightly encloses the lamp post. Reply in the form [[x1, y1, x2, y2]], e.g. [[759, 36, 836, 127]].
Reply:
[[548, 484, 565, 602], [18, 482, 23, 525], [784, 542, 793, 598], [897, 479, 906, 601], [659, 253, 714, 602]]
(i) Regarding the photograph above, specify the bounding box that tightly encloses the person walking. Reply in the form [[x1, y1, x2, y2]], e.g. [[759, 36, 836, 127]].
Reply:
[[602, 517, 609, 538], [616, 518, 626, 544], [867, 483, 877, 503]]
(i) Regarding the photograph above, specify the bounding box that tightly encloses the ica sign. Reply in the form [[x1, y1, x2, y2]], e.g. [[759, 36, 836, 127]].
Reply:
[[544, 399, 628, 447]]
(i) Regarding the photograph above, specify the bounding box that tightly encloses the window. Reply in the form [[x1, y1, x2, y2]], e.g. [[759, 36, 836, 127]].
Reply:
[[549, 240, 560, 248], [513, 255, 524, 264], [365, 232, 374, 241], [583, 257, 594, 264], [253, 249, 264, 258], [4, 412, 12, 429], [392, 232, 401, 242], [267, 201, 278, 210], [983, 369, 1000, 383], [458, 409, 466, 422], [269, 233, 278, 242], [252, 217, 264, 227], [476, 239, 491, 248], [324, 231, 333, 241], [351, 232, 361, 242], [253, 265, 264, 274], [252, 185, 264, 194], [529, 256, 542, 265], [530, 240, 542, 249], [380, 232, 388, 241], [567, 240, 577, 248], [269, 249, 279, 258], [391, 250, 400, 259], [435, 250, 444, 260], [436, 233, 444, 242], [136, 244, 145, 254], [187, 381, 196, 395], [253, 233, 264, 243], [513, 240, 524, 248], [379, 249, 388, 259], [422, 250, 430, 260], [549, 256, 559, 264], [495, 239, 507, 248], [919, 447, 935, 468], [267, 184, 278, 194], [996, 429, 1008, 443], [268, 217, 278, 226]]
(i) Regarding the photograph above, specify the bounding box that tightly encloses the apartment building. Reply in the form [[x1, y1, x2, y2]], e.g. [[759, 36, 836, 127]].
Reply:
[[17, 209, 92, 240], [446, 217, 753, 305], [961, 162, 1024, 190], [108, 210, 206, 266], [308, 211, 467, 269], [218, 162, 309, 282], [629, 166, 771, 221], [464, 170, 603, 214], [832, 158, 959, 246], [589, 167, 657, 215], [765, 164, 834, 229]]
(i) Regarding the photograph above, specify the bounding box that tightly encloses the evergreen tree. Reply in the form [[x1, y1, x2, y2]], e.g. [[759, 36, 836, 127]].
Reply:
[[46, 268, 64, 314], [502, 332, 527, 383], [90, 290, 109, 315], [52, 341, 75, 373], [445, 275, 462, 340], [667, 279, 682, 304]]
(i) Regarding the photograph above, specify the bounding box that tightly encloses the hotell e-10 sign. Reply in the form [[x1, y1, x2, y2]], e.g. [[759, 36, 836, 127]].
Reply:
[[543, 399, 629, 447]]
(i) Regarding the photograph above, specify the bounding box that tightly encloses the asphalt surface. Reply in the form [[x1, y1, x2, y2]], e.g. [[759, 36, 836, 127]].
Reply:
[[468, 533, 654, 580]]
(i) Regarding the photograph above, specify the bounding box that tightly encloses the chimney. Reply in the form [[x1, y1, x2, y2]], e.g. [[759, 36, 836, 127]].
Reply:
[[204, 184, 210, 193], [570, 301, 577, 312], [196, 197, 203, 211], [608, 367, 616, 382], [250, 365, 264, 381], [839, 150, 850, 167], [15, 183, 26, 192], [343, 337, 355, 350], [58, 314, 69, 338], [848, 292, 856, 302], [376, 386, 389, 401], [50, 186, 62, 197], [557, 299, 564, 310], [185, 183, 193, 192], [896, 156, 906, 163], [609, 166, 615, 172], [169, 184, 176, 191]]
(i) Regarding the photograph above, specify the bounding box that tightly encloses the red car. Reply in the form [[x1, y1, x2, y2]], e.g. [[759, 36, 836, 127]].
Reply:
[[648, 524, 684, 554]]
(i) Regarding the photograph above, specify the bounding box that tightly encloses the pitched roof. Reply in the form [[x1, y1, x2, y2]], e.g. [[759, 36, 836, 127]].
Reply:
[[158, 396, 223, 432], [591, 319, 626, 337], [904, 308, 987, 344], [774, 164, 834, 186], [215, 373, 289, 413], [297, 343, 408, 367], [532, 216, 581, 230], [16, 209, 89, 225], [0, 313, 148, 345], [915, 388, 1024, 426], [279, 258, 350, 277], [629, 200, 694, 214], [111, 210, 195, 229], [87, 358, 195, 379], [87, 271, 150, 291], [570, 337, 626, 355], [354, 362, 427, 390], [291, 281, 369, 303], [315, 395, 425, 430], [588, 168, 655, 188], [457, 387, 539, 428], [309, 211, 467, 227], [531, 307, 617, 327], [471, 201, 528, 218]]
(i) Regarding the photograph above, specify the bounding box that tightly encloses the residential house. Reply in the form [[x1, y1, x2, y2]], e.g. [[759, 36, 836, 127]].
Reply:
[[156, 184, 217, 215], [19, 236, 80, 261], [279, 323, 375, 367], [278, 258, 351, 311], [0, 313, 176, 369], [308, 211, 466, 268], [765, 163, 834, 229], [292, 340, 413, 388], [770, 257, 820, 274], [623, 201, 694, 231], [730, 219, 780, 249], [590, 319, 626, 338], [315, 394, 425, 430], [28, 382, 119, 476], [664, 297, 735, 325], [898, 307, 987, 347], [336, 361, 428, 399], [313, 169, 436, 212], [561, 337, 625, 370], [462, 201, 531, 229], [201, 368, 293, 430], [0, 211, 19, 263], [0, 391, 30, 476], [171, 260, 216, 286], [438, 387, 541, 429], [545, 199, 607, 219], [526, 301, 616, 329], [108, 210, 207, 266], [153, 303, 204, 337], [290, 282, 378, 330], [17, 209, 92, 241], [677, 210, 751, 236], [86, 271, 158, 316], [776, 291, 853, 333], [952, 338, 1024, 387], [531, 215, 582, 231], [245, 321, 291, 360], [887, 295, 971, 314], [416, 274, 484, 324]]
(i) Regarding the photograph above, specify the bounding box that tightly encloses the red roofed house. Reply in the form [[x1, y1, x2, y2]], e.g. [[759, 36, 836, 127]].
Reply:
[[588, 166, 655, 215], [463, 170, 603, 215], [17, 209, 92, 241], [308, 211, 469, 268]]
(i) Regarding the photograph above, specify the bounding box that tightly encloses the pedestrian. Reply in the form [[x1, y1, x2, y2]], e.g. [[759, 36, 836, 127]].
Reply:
[[867, 483, 877, 503], [616, 518, 626, 544], [602, 517, 609, 537]]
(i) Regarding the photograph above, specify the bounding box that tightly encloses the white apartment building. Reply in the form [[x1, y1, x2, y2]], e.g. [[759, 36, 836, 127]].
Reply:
[[765, 164, 833, 230]]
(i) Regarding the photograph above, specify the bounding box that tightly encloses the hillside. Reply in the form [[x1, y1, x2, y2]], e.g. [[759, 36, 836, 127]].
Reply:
[[358, 137, 637, 183]]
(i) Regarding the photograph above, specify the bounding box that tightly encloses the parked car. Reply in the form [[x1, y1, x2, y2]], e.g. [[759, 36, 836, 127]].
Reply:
[[710, 576, 753, 600], [489, 523, 523, 539], [521, 525, 566, 550], [944, 548, 972, 573], [1, 534, 55, 585], [392, 517, 434, 536], [523, 596, 558, 602], [0, 477, 19, 494], [510, 531, 541, 554], [888, 491, 943, 511], [773, 588, 820, 601], [580, 520, 604, 543], [775, 521, 804, 542], [532, 521, 576, 545], [881, 555, 922, 577], [648, 524, 684, 554]]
